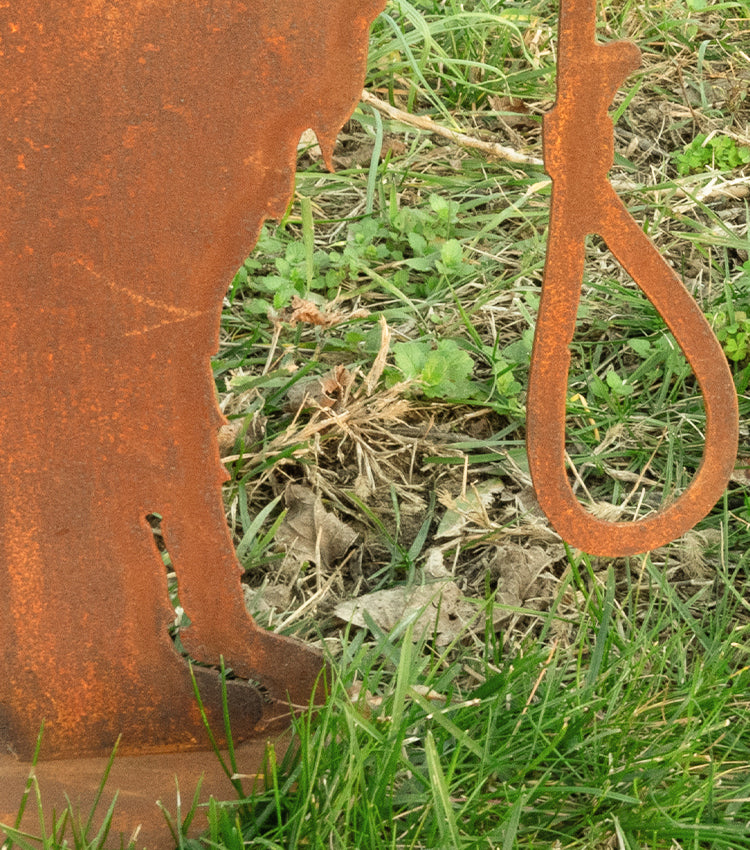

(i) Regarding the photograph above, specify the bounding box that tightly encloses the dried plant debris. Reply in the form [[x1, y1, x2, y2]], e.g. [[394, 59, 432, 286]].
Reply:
[[490, 542, 563, 613], [285, 365, 355, 415], [333, 579, 484, 646], [217, 419, 245, 456], [436, 479, 506, 539], [218, 409, 267, 458], [216, 11, 750, 656], [333, 542, 566, 645], [276, 295, 369, 329], [276, 483, 357, 570]]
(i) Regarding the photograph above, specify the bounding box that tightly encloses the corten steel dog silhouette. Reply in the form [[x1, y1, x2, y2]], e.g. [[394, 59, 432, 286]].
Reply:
[[0, 0, 385, 761]]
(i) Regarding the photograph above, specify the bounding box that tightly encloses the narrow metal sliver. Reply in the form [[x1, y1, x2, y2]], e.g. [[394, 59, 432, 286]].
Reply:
[[526, 0, 739, 557]]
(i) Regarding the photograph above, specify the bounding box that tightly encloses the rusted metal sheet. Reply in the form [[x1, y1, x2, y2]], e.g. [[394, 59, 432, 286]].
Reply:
[[527, 0, 739, 557], [0, 0, 385, 764], [0, 737, 287, 848]]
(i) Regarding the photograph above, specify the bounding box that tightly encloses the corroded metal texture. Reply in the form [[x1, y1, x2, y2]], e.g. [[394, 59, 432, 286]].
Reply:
[[0, 0, 385, 762], [0, 737, 287, 849], [527, 0, 739, 557]]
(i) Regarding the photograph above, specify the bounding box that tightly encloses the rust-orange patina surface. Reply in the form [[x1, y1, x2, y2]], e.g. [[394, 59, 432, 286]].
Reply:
[[526, 0, 739, 556], [0, 0, 739, 776], [0, 0, 385, 762]]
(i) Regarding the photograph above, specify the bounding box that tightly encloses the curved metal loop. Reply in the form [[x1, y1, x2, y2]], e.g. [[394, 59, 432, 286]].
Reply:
[[527, 0, 739, 557]]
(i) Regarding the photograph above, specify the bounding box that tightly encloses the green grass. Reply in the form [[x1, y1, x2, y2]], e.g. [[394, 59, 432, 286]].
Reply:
[[6, 556, 750, 849], [209, 0, 750, 844], [2, 735, 129, 850], [5, 0, 750, 847], [198, 552, 750, 848]]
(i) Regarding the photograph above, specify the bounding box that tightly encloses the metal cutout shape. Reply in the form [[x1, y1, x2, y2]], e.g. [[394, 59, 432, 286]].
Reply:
[[0, 0, 738, 782], [0, 0, 385, 762], [527, 0, 739, 557]]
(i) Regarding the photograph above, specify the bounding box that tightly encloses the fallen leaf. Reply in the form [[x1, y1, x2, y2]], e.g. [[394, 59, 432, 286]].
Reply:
[[285, 365, 355, 414], [424, 547, 450, 578], [333, 580, 481, 646], [297, 127, 323, 160], [243, 583, 293, 616], [218, 412, 267, 458], [491, 543, 559, 611], [279, 295, 368, 330], [410, 684, 447, 703], [362, 315, 391, 396], [488, 95, 536, 129], [217, 420, 244, 456], [347, 682, 384, 718], [276, 483, 357, 569], [287, 296, 343, 328], [436, 479, 505, 539], [332, 133, 406, 169]]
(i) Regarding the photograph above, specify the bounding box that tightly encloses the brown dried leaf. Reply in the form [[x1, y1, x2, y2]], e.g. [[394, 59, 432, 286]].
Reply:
[[276, 483, 357, 569], [362, 315, 391, 396], [217, 412, 267, 459], [488, 95, 536, 129], [280, 295, 368, 329], [491, 543, 559, 610], [217, 420, 244, 457], [243, 583, 293, 616], [410, 684, 447, 703], [332, 133, 406, 169], [289, 296, 343, 327], [333, 580, 482, 646], [297, 127, 323, 160], [285, 365, 355, 414]]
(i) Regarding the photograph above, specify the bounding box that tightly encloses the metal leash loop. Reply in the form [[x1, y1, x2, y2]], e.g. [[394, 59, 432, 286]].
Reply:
[[526, 0, 739, 556]]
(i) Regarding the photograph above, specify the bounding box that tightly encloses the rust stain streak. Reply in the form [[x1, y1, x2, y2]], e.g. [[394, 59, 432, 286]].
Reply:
[[66, 255, 208, 335]]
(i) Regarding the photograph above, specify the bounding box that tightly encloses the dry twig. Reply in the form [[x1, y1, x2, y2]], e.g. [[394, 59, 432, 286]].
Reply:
[[361, 90, 544, 168]]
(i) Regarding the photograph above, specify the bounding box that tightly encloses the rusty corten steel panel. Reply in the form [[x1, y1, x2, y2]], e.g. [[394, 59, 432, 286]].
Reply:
[[0, 737, 287, 848], [0, 0, 385, 761], [527, 0, 739, 557]]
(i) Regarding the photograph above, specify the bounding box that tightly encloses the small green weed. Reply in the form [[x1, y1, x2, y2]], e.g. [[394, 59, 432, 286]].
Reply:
[[711, 264, 750, 363], [232, 191, 472, 318], [714, 309, 750, 363], [672, 132, 750, 175], [392, 338, 477, 399]]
